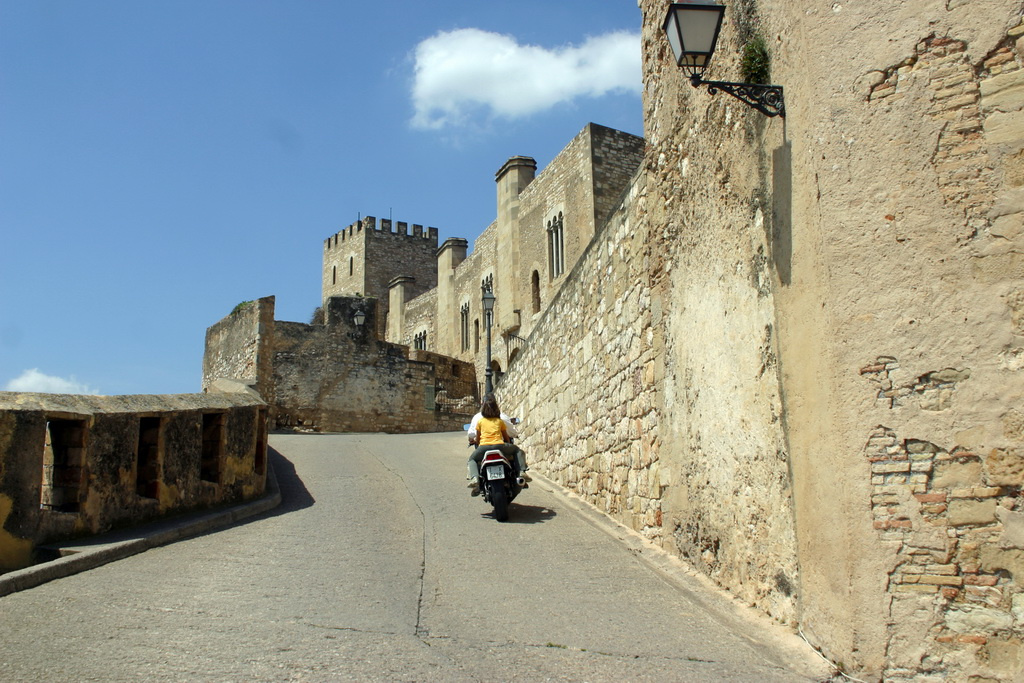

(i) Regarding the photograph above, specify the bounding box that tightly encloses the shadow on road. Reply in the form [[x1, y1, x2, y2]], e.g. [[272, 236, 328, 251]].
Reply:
[[481, 503, 557, 524], [266, 447, 316, 515]]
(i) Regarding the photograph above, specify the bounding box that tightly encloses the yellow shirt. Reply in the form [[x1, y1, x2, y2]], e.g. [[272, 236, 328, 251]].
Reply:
[[476, 417, 508, 446]]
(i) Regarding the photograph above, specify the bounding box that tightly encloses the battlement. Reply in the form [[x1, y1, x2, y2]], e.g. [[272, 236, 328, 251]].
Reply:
[[324, 216, 439, 250]]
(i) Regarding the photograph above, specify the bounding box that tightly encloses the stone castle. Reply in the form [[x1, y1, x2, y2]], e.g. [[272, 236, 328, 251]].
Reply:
[[201, 123, 645, 434], [5, 1, 1024, 680], [321, 124, 645, 375]]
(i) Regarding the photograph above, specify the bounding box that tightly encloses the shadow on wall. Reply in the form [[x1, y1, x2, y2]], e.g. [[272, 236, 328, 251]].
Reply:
[[772, 140, 793, 286]]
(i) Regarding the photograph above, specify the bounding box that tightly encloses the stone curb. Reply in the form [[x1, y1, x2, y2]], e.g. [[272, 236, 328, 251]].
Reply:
[[528, 470, 838, 682], [0, 464, 282, 599]]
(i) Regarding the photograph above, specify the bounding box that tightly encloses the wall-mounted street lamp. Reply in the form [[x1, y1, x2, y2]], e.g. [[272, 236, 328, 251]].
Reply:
[[482, 288, 496, 396], [663, 2, 785, 118], [353, 309, 366, 328]]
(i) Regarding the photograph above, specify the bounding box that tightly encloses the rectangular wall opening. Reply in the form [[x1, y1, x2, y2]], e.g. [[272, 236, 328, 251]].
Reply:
[[40, 418, 87, 512], [201, 412, 225, 483], [136, 416, 162, 499], [254, 408, 268, 476]]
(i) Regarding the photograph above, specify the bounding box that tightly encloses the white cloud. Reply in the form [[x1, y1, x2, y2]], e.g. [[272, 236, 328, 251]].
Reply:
[[5, 369, 99, 395], [411, 28, 641, 130]]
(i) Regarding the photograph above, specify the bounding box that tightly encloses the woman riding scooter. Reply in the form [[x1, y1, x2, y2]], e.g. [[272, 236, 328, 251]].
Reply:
[[466, 394, 529, 496]]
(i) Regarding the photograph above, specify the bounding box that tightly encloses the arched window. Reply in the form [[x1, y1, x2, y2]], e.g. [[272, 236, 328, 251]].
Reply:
[[531, 271, 541, 313], [547, 212, 565, 279]]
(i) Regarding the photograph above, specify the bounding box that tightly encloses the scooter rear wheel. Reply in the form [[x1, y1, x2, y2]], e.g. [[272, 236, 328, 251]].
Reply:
[[488, 480, 509, 522]]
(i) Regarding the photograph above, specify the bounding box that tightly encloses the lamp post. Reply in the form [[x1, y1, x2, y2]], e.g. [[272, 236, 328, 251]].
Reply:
[[663, 2, 785, 118], [482, 288, 495, 396]]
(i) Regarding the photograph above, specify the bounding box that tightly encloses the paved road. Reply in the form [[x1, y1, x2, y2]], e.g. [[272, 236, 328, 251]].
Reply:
[[0, 432, 831, 682]]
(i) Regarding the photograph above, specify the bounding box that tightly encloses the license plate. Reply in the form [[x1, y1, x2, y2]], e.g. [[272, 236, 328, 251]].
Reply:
[[485, 465, 505, 481]]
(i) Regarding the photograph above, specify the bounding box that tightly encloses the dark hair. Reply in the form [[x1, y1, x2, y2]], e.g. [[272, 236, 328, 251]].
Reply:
[[480, 394, 500, 419]]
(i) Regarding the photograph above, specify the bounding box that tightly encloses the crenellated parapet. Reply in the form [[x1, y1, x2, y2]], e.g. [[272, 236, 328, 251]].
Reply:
[[323, 215, 439, 250]]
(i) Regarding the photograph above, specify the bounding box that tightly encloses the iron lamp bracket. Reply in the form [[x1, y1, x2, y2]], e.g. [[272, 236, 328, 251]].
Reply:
[[690, 74, 785, 118]]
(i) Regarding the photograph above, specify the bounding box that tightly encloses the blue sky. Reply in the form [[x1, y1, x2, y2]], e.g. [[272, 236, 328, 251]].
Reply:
[[1, 1, 643, 396]]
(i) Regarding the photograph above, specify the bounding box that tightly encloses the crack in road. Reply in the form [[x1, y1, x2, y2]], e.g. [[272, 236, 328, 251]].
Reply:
[[362, 446, 431, 640]]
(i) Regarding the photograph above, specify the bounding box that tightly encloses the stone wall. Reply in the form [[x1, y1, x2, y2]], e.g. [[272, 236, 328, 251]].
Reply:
[[202, 296, 276, 401], [498, 1, 1024, 679], [395, 124, 644, 378], [636, 0, 1024, 679], [205, 296, 473, 434], [0, 384, 268, 572], [498, 169, 665, 548], [400, 287, 437, 351]]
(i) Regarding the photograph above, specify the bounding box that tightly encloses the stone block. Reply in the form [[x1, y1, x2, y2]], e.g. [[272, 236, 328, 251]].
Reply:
[[948, 499, 998, 526], [979, 545, 1024, 579], [933, 459, 982, 488], [984, 110, 1024, 153], [995, 507, 1024, 549], [944, 605, 1014, 633], [981, 638, 1022, 677], [992, 213, 1023, 241], [985, 448, 1024, 487], [981, 70, 1024, 112]]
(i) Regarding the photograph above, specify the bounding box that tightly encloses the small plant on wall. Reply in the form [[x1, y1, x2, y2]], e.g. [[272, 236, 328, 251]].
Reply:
[[740, 35, 771, 84], [231, 300, 254, 315]]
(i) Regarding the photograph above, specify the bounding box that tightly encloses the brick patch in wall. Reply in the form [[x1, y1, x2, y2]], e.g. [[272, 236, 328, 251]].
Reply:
[[864, 426, 1023, 680], [860, 356, 971, 410]]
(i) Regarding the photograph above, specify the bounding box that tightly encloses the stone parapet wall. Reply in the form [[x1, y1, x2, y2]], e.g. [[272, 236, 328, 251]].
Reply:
[[204, 296, 474, 434], [0, 386, 268, 572], [202, 296, 275, 401]]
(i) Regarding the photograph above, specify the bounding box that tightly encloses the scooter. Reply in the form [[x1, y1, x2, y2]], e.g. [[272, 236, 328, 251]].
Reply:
[[465, 418, 525, 522], [478, 447, 525, 522]]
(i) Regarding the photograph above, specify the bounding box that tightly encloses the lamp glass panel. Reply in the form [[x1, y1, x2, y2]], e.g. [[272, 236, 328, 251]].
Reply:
[[677, 7, 723, 57], [665, 12, 684, 63]]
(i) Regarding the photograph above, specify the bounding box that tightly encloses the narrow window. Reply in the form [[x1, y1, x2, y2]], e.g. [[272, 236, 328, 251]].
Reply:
[[136, 417, 162, 499], [201, 412, 225, 483], [548, 219, 555, 279], [332, 265, 337, 285], [40, 418, 87, 512], [460, 303, 470, 351], [349, 257, 354, 276], [474, 319, 480, 353], [531, 271, 541, 313]]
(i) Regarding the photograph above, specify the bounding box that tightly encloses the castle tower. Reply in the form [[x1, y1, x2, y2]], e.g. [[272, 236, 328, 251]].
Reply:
[[322, 216, 439, 339], [434, 237, 469, 356], [493, 156, 536, 334]]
